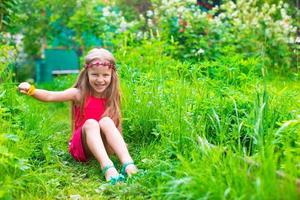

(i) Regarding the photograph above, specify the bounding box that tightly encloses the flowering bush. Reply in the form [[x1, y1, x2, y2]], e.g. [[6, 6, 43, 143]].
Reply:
[[216, 0, 297, 68], [144, 0, 297, 69], [4, 0, 298, 79], [67, 2, 142, 50]]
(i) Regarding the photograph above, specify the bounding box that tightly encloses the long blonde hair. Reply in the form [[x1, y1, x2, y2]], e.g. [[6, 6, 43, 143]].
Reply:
[[71, 48, 122, 132]]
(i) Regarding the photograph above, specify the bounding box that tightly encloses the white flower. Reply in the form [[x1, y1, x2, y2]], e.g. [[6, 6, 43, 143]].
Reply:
[[231, 11, 238, 18], [280, 8, 287, 18], [136, 31, 143, 39], [119, 17, 127, 32], [262, 3, 269, 12], [4, 32, 11, 39], [139, 14, 145, 21], [76, 0, 83, 7], [283, 3, 289, 9], [269, 4, 276, 14], [177, 6, 185, 14], [250, 19, 258, 27], [102, 7, 110, 17], [288, 37, 295, 44], [265, 28, 271, 38], [229, 1, 236, 10], [196, 48, 205, 55], [162, 0, 168, 5], [219, 13, 226, 20], [8, 50, 15, 58], [213, 16, 222, 26], [146, 10, 153, 18], [111, 10, 120, 18], [14, 34, 23, 45], [147, 19, 153, 27]]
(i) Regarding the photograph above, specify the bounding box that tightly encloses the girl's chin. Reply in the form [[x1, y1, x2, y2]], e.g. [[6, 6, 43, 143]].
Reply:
[[92, 88, 107, 96]]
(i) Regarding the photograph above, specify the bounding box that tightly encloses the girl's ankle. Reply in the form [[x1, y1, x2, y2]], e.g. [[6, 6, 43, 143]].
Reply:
[[104, 167, 119, 181], [101, 164, 119, 181]]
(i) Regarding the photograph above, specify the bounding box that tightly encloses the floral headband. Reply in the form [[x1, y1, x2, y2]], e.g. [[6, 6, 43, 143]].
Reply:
[[85, 60, 116, 70]]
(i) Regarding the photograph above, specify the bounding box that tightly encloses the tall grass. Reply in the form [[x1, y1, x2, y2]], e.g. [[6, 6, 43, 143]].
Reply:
[[118, 41, 299, 199], [0, 41, 299, 199]]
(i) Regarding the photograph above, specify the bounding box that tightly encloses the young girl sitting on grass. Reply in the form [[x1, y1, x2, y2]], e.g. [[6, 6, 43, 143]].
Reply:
[[18, 48, 138, 184]]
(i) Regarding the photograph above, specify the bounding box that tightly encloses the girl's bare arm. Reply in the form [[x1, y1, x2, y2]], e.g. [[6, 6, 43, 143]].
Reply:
[[18, 82, 81, 102]]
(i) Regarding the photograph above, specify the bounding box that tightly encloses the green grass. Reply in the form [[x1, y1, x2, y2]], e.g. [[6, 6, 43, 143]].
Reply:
[[0, 41, 299, 199]]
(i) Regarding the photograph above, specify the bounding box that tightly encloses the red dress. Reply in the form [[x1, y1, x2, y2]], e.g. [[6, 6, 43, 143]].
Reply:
[[69, 95, 107, 162]]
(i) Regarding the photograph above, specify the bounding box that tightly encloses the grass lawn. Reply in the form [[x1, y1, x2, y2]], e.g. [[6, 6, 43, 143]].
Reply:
[[1, 43, 299, 199]]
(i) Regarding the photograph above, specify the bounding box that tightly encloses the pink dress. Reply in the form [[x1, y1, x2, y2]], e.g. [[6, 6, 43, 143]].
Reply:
[[69, 95, 107, 162]]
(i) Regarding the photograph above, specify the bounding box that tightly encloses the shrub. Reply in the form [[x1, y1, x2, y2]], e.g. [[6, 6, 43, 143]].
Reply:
[[146, 0, 297, 70]]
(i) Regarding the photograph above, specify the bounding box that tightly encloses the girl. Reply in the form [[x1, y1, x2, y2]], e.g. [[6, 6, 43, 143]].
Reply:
[[18, 48, 138, 184]]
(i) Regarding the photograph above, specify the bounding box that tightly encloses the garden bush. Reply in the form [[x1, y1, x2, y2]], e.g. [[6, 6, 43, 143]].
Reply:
[[147, 0, 297, 70]]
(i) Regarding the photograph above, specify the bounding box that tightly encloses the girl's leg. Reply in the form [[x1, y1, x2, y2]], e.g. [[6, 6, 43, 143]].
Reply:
[[81, 119, 119, 181], [99, 117, 138, 176]]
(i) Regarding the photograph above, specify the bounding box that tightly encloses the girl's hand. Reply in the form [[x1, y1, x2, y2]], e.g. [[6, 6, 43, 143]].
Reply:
[[18, 82, 31, 94]]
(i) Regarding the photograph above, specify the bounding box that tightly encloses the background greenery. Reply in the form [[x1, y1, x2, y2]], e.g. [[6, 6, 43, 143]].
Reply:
[[0, 0, 299, 199]]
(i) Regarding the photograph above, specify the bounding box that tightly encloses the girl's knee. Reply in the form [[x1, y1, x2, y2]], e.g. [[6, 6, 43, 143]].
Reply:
[[99, 117, 115, 129], [83, 119, 99, 130]]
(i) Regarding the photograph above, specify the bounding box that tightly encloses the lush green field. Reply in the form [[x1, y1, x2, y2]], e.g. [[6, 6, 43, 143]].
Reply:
[[1, 41, 299, 199]]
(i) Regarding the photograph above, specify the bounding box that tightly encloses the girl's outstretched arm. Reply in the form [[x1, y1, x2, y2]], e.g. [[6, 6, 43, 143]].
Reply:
[[18, 82, 81, 103]]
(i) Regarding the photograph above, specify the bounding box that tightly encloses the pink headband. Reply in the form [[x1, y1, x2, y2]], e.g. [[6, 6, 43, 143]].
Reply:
[[85, 60, 116, 70]]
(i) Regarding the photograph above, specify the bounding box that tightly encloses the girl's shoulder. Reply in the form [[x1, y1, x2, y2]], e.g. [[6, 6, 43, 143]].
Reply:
[[71, 88, 83, 105]]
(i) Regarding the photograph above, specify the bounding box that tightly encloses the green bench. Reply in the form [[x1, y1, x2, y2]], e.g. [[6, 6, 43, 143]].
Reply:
[[35, 49, 80, 82]]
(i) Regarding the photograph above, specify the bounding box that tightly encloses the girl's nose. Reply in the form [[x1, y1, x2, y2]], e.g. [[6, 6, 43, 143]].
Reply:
[[97, 77, 104, 83]]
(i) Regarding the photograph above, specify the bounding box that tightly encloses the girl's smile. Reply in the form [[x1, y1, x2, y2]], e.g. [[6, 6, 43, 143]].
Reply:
[[87, 62, 112, 97]]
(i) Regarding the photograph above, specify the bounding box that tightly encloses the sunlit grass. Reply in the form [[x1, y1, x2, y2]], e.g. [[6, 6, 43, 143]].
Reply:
[[0, 41, 299, 199]]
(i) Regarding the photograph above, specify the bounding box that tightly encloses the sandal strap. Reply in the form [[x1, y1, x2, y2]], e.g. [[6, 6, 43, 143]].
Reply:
[[102, 165, 125, 185], [121, 161, 135, 175], [108, 174, 125, 185], [109, 176, 119, 185], [102, 165, 114, 176], [117, 174, 125, 182]]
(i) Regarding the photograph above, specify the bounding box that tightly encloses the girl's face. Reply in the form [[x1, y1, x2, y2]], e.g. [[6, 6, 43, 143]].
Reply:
[[87, 62, 112, 97]]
